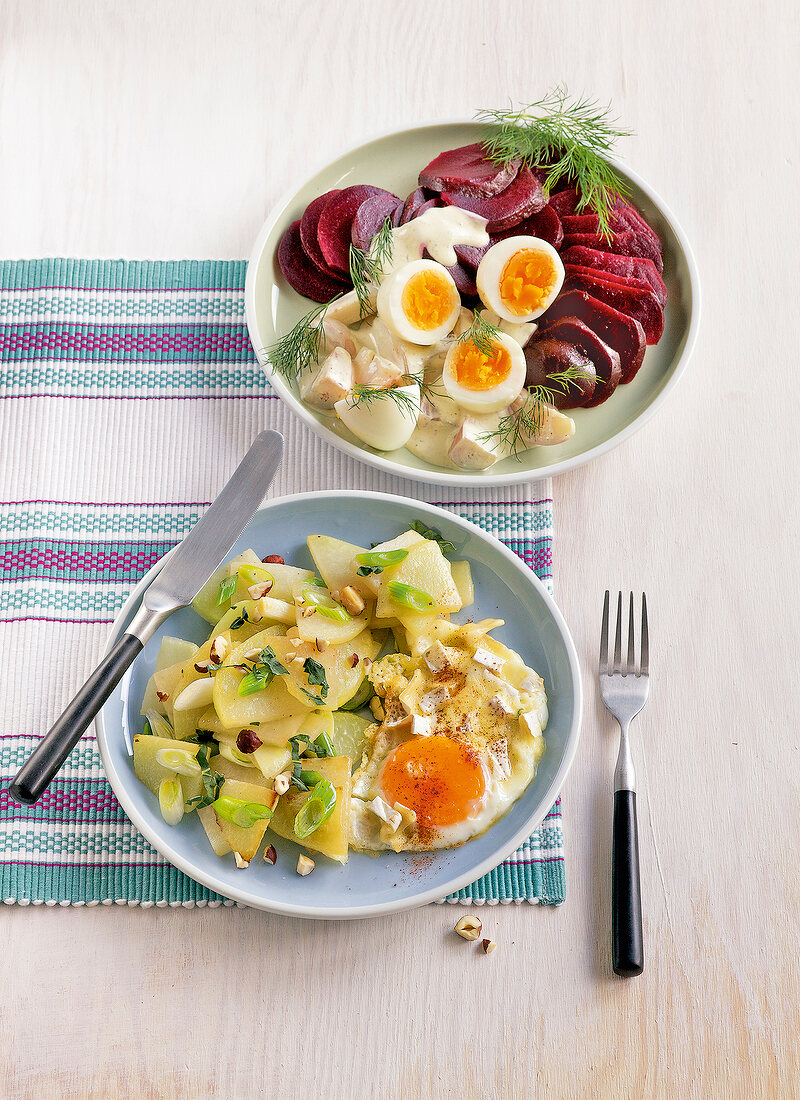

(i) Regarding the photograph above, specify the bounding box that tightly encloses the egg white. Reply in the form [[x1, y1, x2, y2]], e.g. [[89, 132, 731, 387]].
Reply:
[[476, 236, 565, 323], [376, 259, 461, 346]]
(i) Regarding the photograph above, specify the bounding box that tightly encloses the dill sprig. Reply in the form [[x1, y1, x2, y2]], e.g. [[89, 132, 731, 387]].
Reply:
[[265, 298, 338, 382], [348, 216, 394, 319], [476, 86, 633, 238], [456, 311, 502, 356], [480, 365, 595, 458], [349, 370, 436, 415]]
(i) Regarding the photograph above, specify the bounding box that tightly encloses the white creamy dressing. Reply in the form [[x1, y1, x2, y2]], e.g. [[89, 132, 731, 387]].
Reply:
[[382, 206, 490, 274]]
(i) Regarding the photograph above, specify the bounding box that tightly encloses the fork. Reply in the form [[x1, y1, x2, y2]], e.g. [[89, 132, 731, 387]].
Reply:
[[599, 591, 649, 978]]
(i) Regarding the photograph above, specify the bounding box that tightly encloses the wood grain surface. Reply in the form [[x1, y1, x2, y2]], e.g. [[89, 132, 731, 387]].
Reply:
[[1, 1, 798, 1097]]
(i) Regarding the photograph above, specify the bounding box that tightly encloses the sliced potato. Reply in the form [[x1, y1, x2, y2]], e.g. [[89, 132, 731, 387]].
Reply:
[[306, 534, 371, 600], [192, 550, 262, 623], [268, 631, 381, 711], [451, 560, 474, 608], [268, 756, 351, 863], [209, 604, 285, 648], [214, 778, 278, 861], [211, 754, 272, 788], [156, 636, 198, 672], [132, 735, 203, 805], [212, 630, 307, 734], [357, 530, 426, 596], [197, 805, 231, 856], [375, 539, 461, 619]]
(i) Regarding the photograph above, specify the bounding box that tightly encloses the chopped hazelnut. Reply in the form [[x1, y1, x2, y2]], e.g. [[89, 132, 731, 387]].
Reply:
[[234, 852, 250, 869], [315, 638, 330, 652], [340, 585, 365, 616], [454, 915, 482, 940], [236, 729, 262, 754], [156, 691, 169, 702], [262, 555, 284, 565], [481, 939, 498, 955], [273, 772, 291, 795], [263, 845, 277, 865], [296, 854, 315, 876]]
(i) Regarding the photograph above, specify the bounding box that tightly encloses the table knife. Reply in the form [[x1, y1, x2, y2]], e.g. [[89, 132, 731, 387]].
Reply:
[[8, 429, 284, 806]]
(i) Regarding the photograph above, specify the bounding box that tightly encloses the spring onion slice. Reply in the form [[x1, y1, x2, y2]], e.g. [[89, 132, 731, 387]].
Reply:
[[387, 580, 436, 611], [300, 584, 351, 622], [217, 742, 258, 768], [238, 564, 274, 589], [355, 548, 409, 569], [294, 778, 337, 839], [238, 665, 274, 697], [213, 797, 274, 829], [312, 731, 336, 758], [158, 776, 185, 826], [144, 710, 174, 740], [217, 574, 238, 605], [154, 747, 202, 777]]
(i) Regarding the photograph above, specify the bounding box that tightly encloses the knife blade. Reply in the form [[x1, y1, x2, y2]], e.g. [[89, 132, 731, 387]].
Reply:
[[7, 429, 284, 805]]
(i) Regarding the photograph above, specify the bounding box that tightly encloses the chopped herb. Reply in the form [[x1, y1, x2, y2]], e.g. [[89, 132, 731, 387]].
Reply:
[[185, 742, 224, 809], [349, 216, 394, 318], [312, 731, 336, 758], [229, 607, 250, 631], [409, 520, 456, 556], [258, 646, 289, 677], [303, 658, 329, 701], [356, 564, 381, 577], [217, 574, 238, 606], [455, 311, 502, 357]]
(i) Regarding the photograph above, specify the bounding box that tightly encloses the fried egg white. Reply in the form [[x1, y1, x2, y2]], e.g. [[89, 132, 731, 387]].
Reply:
[[349, 624, 547, 852]]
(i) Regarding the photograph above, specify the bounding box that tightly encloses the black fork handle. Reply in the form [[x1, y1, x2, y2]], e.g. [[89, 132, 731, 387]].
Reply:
[[612, 788, 644, 977]]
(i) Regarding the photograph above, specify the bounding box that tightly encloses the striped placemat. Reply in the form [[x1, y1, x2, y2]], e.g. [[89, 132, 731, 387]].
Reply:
[[0, 258, 565, 908]]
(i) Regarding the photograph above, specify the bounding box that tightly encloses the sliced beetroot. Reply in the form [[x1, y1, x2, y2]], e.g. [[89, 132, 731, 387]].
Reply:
[[560, 246, 667, 307], [540, 317, 622, 407], [400, 188, 428, 224], [300, 190, 344, 278], [523, 335, 596, 408], [317, 185, 385, 273], [542, 290, 646, 383], [419, 143, 520, 198], [561, 230, 663, 273], [548, 187, 623, 218], [441, 166, 546, 232], [446, 261, 477, 297], [392, 202, 404, 227], [411, 198, 439, 220], [351, 191, 402, 251], [454, 242, 490, 270], [278, 220, 350, 304], [492, 204, 564, 250], [564, 264, 654, 294], [564, 271, 663, 344], [562, 209, 662, 255]]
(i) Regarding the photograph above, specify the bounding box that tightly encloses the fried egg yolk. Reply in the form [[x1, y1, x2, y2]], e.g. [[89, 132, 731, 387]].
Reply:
[[401, 269, 457, 332], [447, 339, 512, 391], [499, 249, 560, 317], [379, 735, 487, 829]]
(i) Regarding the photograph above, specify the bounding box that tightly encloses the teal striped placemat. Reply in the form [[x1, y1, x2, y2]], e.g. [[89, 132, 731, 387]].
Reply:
[[0, 259, 564, 908]]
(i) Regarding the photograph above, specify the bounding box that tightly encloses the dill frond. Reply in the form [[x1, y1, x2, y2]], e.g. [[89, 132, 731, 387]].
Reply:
[[349, 216, 395, 319], [265, 297, 340, 382], [479, 364, 596, 458], [456, 311, 502, 356]]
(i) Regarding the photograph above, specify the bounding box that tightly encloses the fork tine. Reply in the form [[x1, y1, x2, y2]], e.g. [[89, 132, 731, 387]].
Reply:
[[627, 593, 635, 675], [640, 593, 649, 675], [599, 590, 610, 673], [612, 592, 622, 673]]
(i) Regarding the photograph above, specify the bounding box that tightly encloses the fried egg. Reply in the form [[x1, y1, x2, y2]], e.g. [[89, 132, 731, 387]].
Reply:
[[442, 330, 526, 414], [376, 259, 461, 346], [349, 623, 547, 852], [476, 236, 565, 322]]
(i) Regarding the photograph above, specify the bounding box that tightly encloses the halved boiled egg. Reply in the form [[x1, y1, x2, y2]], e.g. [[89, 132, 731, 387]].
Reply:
[[376, 259, 461, 346], [476, 236, 565, 323], [442, 330, 526, 414], [334, 383, 421, 451]]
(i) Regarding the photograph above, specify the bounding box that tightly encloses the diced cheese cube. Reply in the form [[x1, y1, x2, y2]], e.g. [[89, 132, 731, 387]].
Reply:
[[472, 645, 504, 673], [369, 795, 402, 833], [411, 715, 434, 737], [420, 685, 451, 714], [488, 738, 512, 780], [487, 693, 515, 717], [423, 640, 457, 674], [519, 710, 542, 738]]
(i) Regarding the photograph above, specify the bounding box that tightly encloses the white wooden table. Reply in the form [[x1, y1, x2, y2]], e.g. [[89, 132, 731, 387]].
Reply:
[[1, 2, 797, 1096]]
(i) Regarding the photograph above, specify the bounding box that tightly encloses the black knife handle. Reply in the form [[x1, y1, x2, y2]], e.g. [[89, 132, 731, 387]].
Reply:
[[612, 788, 644, 977], [7, 633, 143, 805]]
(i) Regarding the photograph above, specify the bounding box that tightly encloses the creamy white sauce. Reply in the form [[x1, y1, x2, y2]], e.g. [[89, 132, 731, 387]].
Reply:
[[383, 207, 490, 274]]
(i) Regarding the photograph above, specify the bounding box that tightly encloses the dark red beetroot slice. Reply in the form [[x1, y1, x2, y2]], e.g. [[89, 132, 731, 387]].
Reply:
[[317, 185, 385, 273], [454, 242, 490, 269], [351, 191, 402, 251], [562, 230, 663, 274], [300, 190, 344, 278], [550, 188, 661, 250], [560, 246, 667, 307], [419, 143, 520, 198], [455, 205, 564, 271], [411, 198, 439, 220], [278, 220, 350, 304], [561, 209, 662, 255], [564, 271, 663, 344], [541, 317, 622, 407], [564, 264, 654, 295], [400, 188, 427, 224], [441, 166, 546, 232], [542, 290, 646, 383], [523, 335, 596, 409]]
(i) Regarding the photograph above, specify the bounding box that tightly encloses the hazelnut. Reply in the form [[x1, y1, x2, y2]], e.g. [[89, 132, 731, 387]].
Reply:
[[263, 845, 277, 866], [234, 852, 250, 869], [248, 581, 273, 599], [273, 773, 291, 795], [262, 554, 284, 565], [156, 691, 169, 702], [340, 585, 365, 616], [315, 638, 330, 652], [193, 661, 210, 674], [481, 939, 497, 955], [210, 636, 228, 663], [296, 854, 315, 876], [236, 729, 262, 754], [454, 915, 482, 941], [349, 653, 360, 668]]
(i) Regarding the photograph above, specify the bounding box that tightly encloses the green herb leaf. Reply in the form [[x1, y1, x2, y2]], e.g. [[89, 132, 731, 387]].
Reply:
[[258, 646, 289, 677], [408, 520, 456, 556], [229, 606, 250, 631], [264, 298, 340, 383], [478, 364, 595, 458], [217, 574, 238, 606], [185, 742, 224, 809], [356, 564, 381, 577], [294, 778, 337, 839], [455, 311, 502, 357], [476, 87, 633, 239], [212, 796, 274, 829], [348, 216, 394, 319], [303, 658, 329, 701]]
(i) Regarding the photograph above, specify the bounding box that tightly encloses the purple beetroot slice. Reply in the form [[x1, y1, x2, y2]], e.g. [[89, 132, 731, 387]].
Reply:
[[455, 206, 564, 271], [277, 220, 350, 304], [549, 188, 662, 252], [350, 191, 402, 251], [523, 335, 596, 409], [419, 143, 520, 198], [563, 271, 664, 344], [564, 264, 655, 294], [299, 191, 344, 278], [560, 246, 667, 307], [421, 249, 477, 297], [561, 230, 664, 274], [561, 209, 661, 254], [539, 317, 622, 407], [317, 185, 386, 274], [410, 198, 439, 220], [400, 188, 429, 224], [440, 166, 547, 232], [542, 289, 646, 384]]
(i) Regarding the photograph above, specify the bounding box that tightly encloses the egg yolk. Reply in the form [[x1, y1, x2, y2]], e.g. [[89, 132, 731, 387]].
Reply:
[[401, 270, 455, 331], [448, 340, 511, 391], [379, 735, 487, 828], [499, 249, 559, 316]]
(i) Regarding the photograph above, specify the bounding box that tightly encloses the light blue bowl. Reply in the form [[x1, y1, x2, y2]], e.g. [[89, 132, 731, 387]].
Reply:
[[96, 491, 582, 919]]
